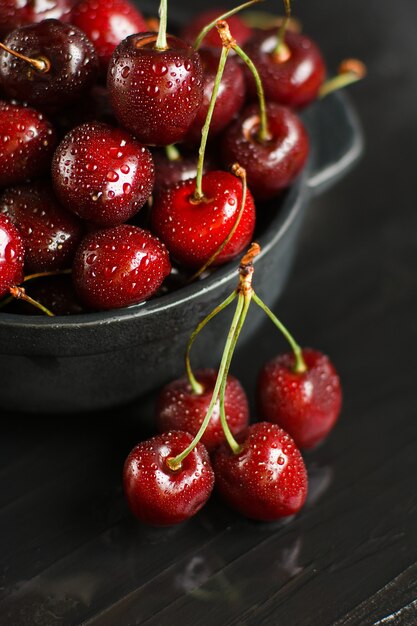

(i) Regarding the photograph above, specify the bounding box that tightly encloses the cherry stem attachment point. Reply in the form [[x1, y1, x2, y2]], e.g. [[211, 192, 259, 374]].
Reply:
[[0, 42, 50, 72], [319, 58, 366, 99], [273, 0, 291, 57], [165, 144, 181, 161], [193, 0, 262, 49], [9, 285, 54, 316], [155, 0, 168, 50]]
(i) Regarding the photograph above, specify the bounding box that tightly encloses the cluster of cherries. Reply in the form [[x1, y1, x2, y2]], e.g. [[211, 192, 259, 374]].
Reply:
[[0, 0, 364, 315], [124, 244, 342, 525]]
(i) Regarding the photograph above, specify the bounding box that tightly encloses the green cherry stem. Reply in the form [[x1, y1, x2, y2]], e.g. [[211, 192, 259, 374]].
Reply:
[[319, 59, 367, 99], [0, 269, 71, 311], [155, 0, 168, 50], [193, 0, 262, 50], [273, 0, 291, 57], [9, 285, 54, 316], [165, 144, 181, 161], [252, 291, 306, 373]]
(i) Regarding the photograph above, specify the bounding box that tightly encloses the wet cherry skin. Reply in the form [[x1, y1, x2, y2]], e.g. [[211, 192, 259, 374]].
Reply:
[[0, 214, 24, 298], [0, 20, 98, 112], [107, 33, 204, 146], [72, 225, 171, 310], [213, 422, 308, 520], [222, 102, 309, 201], [123, 430, 214, 526], [0, 183, 83, 273], [0, 0, 72, 38], [243, 30, 326, 109], [258, 349, 342, 449], [180, 8, 252, 49], [0, 101, 56, 189], [153, 150, 217, 193], [71, 0, 148, 75], [52, 122, 155, 226], [156, 369, 250, 452], [151, 170, 256, 269]]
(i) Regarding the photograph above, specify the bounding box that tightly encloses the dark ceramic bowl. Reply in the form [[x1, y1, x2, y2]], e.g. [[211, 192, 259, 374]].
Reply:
[[0, 92, 363, 412]]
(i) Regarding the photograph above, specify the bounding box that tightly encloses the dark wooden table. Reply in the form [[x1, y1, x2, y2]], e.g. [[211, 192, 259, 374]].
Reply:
[[1, 0, 416, 624]]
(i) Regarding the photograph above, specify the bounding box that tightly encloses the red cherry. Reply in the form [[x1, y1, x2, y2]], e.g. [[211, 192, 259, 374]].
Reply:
[[72, 225, 171, 310], [0, 214, 24, 298], [71, 0, 147, 75], [258, 349, 342, 449], [151, 170, 256, 269], [107, 33, 204, 146], [213, 422, 308, 520], [243, 30, 326, 109], [180, 9, 252, 49], [153, 149, 217, 193], [0, 101, 56, 189], [0, 183, 83, 273], [222, 102, 309, 200], [123, 430, 214, 526], [156, 369, 250, 452], [183, 48, 246, 146], [0, 0, 72, 38], [52, 122, 155, 226]]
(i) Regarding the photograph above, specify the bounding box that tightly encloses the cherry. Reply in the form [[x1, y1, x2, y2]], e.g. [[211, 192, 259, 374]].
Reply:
[[243, 29, 326, 109], [0, 101, 56, 189], [71, 0, 148, 75], [72, 225, 171, 310], [213, 422, 308, 520], [7, 274, 85, 316], [52, 122, 155, 226], [0, 20, 98, 112], [107, 33, 203, 146], [180, 8, 252, 49], [0, 183, 83, 273], [156, 369, 249, 452], [222, 102, 309, 200], [183, 48, 246, 146], [0, 214, 24, 299], [123, 430, 214, 526], [0, 0, 72, 38], [151, 170, 255, 269], [258, 349, 342, 449], [153, 148, 216, 192]]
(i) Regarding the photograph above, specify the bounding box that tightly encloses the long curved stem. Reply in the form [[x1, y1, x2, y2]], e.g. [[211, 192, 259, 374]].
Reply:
[[193, 0, 262, 49], [155, 0, 168, 50], [9, 286, 54, 316]]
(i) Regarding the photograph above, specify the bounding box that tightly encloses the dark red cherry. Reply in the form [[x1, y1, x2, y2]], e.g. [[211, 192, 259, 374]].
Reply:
[[258, 349, 342, 450], [8, 274, 85, 315], [52, 122, 155, 226], [123, 430, 214, 526], [0, 20, 98, 112], [222, 102, 309, 201], [0, 101, 56, 189], [153, 149, 217, 193], [0, 183, 83, 273], [243, 30, 326, 109], [0, 0, 72, 38], [180, 9, 252, 49], [72, 225, 171, 310], [213, 422, 308, 520], [183, 48, 246, 146], [71, 0, 147, 75], [0, 214, 24, 298], [156, 369, 250, 452], [107, 33, 204, 146], [151, 170, 256, 269]]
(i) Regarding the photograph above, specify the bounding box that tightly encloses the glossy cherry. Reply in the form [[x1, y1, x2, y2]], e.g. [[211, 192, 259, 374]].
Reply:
[[107, 33, 203, 145], [180, 8, 252, 49], [153, 149, 216, 193], [213, 422, 308, 520], [72, 225, 171, 310], [151, 170, 255, 269], [222, 102, 309, 200], [258, 349, 342, 449], [0, 0, 72, 38], [52, 122, 155, 226], [0, 215, 24, 298], [0, 101, 56, 189], [0, 20, 98, 112], [71, 0, 148, 75], [156, 369, 250, 452], [243, 30, 326, 109], [0, 183, 83, 273], [123, 430, 214, 526]]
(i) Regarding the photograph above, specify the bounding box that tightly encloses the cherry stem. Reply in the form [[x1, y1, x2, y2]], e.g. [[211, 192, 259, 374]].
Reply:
[[190, 164, 247, 281], [252, 291, 306, 373], [0, 42, 50, 72], [273, 0, 291, 56], [165, 144, 181, 161], [9, 286, 54, 316], [155, 0, 168, 50], [185, 290, 237, 394], [319, 59, 367, 99], [0, 269, 71, 310], [193, 0, 262, 49], [232, 43, 270, 142], [193, 23, 231, 202]]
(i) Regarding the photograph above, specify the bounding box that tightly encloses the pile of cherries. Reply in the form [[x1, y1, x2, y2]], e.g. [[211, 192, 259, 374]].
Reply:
[[0, 0, 364, 315]]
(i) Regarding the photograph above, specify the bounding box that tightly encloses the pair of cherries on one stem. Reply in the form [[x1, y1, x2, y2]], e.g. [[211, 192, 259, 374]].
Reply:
[[124, 244, 342, 526]]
